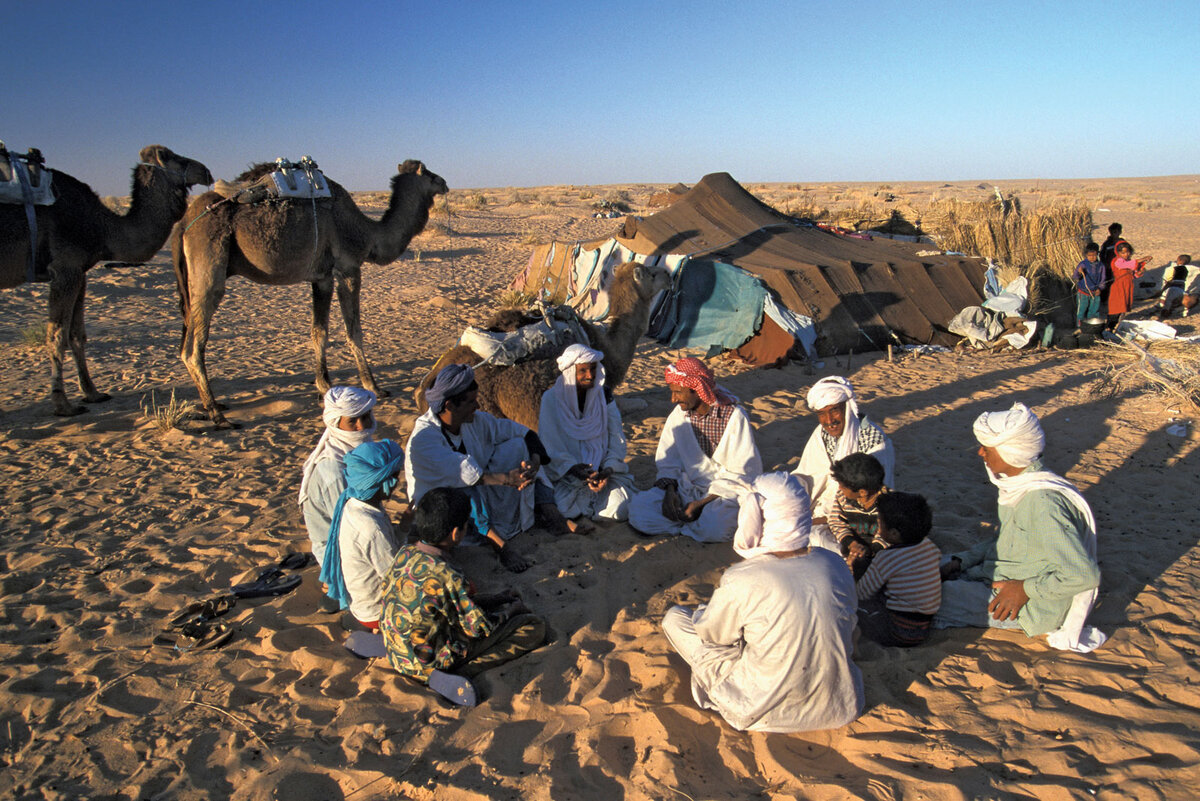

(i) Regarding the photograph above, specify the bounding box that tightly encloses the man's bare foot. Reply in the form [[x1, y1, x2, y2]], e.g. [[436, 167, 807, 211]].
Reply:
[[536, 503, 572, 536], [498, 546, 531, 573], [567, 518, 595, 535]]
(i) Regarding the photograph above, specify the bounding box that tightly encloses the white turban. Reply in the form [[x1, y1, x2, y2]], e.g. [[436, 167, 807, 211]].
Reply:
[[556, 343, 604, 375], [733, 472, 812, 560], [549, 344, 607, 470], [806, 376, 858, 417], [298, 386, 377, 505], [973, 402, 1044, 470]]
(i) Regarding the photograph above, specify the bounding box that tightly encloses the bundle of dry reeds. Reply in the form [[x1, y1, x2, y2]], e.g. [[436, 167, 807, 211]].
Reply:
[[1084, 339, 1200, 414]]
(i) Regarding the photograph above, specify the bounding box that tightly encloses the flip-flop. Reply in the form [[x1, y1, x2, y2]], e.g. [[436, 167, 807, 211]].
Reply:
[[153, 619, 233, 652], [166, 594, 238, 629], [428, 670, 477, 707], [278, 552, 311, 571], [344, 631, 388, 659], [230, 567, 302, 598]]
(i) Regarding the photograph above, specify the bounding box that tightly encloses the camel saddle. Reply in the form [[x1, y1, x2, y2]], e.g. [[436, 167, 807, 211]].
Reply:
[[213, 156, 332, 204], [0, 143, 55, 206], [460, 304, 593, 367]]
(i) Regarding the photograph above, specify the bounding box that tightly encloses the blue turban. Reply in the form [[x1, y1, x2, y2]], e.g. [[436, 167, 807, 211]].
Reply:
[[320, 439, 405, 610], [426, 364, 476, 414]]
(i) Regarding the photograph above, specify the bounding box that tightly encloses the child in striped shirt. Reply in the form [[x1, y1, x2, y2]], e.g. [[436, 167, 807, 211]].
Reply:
[[855, 492, 942, 647]]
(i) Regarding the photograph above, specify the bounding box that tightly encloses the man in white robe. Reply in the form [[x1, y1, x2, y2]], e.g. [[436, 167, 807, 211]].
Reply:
[[628, 357, 761, 542], [662, 472, 864, 733], [538, 344, 634, 522], [793, 376, 894, 551], [298, 386, 377, 570], [407, 365, 573, 571]]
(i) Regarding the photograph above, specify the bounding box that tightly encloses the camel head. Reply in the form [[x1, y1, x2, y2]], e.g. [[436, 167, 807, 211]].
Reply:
[[395, 160, 449, 202], [138, 145, 214, 188], [614, 261, 672, 302]]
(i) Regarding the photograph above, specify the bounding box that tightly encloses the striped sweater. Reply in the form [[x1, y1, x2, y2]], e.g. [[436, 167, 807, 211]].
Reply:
[[855, 537, 942, 614]]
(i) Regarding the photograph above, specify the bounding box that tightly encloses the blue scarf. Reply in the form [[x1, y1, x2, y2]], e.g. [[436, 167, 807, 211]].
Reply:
[[320, 439, 405, 610]]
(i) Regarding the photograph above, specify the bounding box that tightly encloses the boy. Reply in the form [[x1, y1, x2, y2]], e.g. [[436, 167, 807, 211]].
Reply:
[[1157, 254, 1196, 320], [380, 487, 546, 706], [1072, 243, 1106, 329], [855, 492, 942, 647], [828, 453, 889, 577]]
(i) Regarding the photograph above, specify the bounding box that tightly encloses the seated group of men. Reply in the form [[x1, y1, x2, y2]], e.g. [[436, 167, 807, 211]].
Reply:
[[297, 348, 1104, 726]]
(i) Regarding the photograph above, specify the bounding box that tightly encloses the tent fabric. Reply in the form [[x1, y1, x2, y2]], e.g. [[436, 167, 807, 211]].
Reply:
[[649, 261, 766, 353], [513, 172, 988, 358]]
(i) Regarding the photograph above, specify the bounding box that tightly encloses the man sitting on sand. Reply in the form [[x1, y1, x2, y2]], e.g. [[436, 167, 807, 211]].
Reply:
[[537, 344, 635, 524], [298, 386, 376, 571], [407, 365, 576, 572], [320, 439, 405, 631], [934, 403, 1104, 652], [628, 357, 761, 542], [793, 376, 894, 550], [380, 487, 546, 707], [662, 472, 863, 732]]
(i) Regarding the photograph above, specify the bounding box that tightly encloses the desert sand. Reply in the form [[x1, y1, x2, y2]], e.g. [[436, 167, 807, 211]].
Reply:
[[1, 176, 1199, 800]]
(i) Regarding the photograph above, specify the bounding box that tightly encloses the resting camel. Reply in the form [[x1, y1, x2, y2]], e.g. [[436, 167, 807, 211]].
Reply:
[[416, 261, 671, 430], [173, 159, 448, 427], [0, 145, 212, 415]]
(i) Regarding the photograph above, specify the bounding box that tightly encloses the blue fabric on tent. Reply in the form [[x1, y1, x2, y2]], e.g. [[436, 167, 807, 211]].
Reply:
[[652, 260, 766, 352]]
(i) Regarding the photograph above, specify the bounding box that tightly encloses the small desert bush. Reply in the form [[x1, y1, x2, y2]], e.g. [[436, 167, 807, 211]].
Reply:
[[21, 322, 47, 346], [141, 389, 198, 434], [497, 289, 535, 309], [464, 193, 488, 208], [578, 189, 595, 200], [519, 230, 547, 246]]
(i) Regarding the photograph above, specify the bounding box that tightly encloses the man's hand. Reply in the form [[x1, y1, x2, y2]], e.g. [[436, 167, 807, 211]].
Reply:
[[661, 486, 686, 521], [586, 467, 613, 493], [847, 540, 869, 560], [988, 579, 1029, 621], [683, 496, 717, 522], [568, 463, 592, 480], [940, 556, 962, 581]]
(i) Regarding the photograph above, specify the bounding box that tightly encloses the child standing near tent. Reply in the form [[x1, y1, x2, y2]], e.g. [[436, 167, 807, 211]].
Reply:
[[1072, 243, 1106, 329]]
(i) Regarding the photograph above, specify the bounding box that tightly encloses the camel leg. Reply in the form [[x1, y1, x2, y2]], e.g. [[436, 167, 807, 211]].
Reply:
[[45, 265, 86, 416], [311, 278, 334, 395], [67, 272, 111, 404], [334, 271, 386, 397], [180, 250, 233, 428]]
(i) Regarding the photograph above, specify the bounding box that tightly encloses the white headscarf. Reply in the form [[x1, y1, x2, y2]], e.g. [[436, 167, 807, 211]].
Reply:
[[298, 386, 377, 505], [973, 403, 1044, 470], [733, 472, 812, 559], [806, 376, 861, 463], [550, 344, 607, 470]]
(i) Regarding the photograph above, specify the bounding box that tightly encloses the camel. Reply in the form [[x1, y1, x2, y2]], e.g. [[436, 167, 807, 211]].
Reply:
[[173, 159, 448, 428], [0, 145, 212, 415], [416, 261, 671, 430]]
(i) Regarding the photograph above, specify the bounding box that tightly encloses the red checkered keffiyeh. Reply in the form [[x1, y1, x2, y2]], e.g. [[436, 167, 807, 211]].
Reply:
[[664, 358, 732, 406]]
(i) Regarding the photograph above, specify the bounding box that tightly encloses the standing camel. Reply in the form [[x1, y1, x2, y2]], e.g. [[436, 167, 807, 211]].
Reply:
[[416, 261, 671, 430], [0, 145, 213, 415], [173, 159, 448, 428]]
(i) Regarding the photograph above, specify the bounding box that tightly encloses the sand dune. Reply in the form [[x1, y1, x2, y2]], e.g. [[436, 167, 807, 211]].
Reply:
[[1, 178, 1199, 800]]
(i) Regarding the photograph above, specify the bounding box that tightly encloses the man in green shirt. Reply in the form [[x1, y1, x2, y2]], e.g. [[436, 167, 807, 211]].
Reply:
[[935, 404, 1104, 651]]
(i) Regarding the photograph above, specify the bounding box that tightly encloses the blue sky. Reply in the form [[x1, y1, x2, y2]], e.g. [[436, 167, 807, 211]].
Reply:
[[5, 0, 1198, 195]]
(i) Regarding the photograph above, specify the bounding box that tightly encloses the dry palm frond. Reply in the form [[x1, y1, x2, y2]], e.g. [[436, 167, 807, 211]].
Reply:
[[1084, 339, 1200, 413]]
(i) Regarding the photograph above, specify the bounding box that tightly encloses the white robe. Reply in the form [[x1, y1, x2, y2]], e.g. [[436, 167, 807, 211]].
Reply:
[[405, 409, 536, 539], [301, 458, 345, 568], [338, 498, 400, 623], [662, 548, 864, 733], [628, 404, 762, 542], [793, 417, 894, 520], [538, 393, 634, 520]]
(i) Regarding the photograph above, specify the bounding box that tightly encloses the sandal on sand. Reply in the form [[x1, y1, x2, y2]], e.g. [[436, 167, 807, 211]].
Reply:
[[166, 594, 238, 629], [154, 619, 233, 652], [278, 552, 312, 571], [344, 631, 388, 659], [428, 670, 477, 707], [231, 567, 302, 599]]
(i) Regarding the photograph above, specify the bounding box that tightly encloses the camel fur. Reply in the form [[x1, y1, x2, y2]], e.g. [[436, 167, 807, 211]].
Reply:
[[0, 145, 213, 415], [173, 159, 448, 428], [416, 261, 670, 430]]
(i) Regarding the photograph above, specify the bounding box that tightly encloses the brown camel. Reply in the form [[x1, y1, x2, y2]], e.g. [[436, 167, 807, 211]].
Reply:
[[0, 145, 213, 415], [173, 159, 448, 427], [416, 261, 671, 430]]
